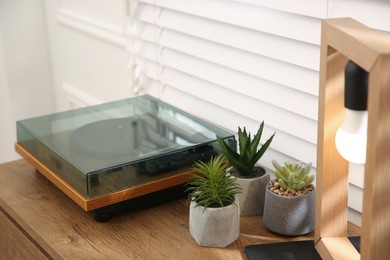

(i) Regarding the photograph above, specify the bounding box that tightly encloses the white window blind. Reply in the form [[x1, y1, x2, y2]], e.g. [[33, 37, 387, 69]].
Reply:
[[126, 0, 390, 223]]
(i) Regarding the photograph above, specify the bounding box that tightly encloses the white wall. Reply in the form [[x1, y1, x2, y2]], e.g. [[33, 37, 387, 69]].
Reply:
[[0, 0, 54, 163], [0, 28, 14, 163], [43, 0, 132, 110]]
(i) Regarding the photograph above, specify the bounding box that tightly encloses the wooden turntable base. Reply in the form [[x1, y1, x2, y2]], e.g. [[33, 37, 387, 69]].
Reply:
[[15, 143, 194, 221]]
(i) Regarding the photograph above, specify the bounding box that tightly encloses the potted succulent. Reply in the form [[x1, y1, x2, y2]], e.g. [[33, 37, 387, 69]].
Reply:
[[263, 160, 315, 236], [186, 155, 241, 248], [217, 122, 275, 216]]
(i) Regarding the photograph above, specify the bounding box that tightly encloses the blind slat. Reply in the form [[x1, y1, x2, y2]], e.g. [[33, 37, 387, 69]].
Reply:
[[232, 0, 328, 18], [138, 6, 320, 70], [133, 34, 319, 96], [329, 0, 390, 32], [138, 0, 321, 44], [137, 57, 318, 121], [140, 63, 318, 145]]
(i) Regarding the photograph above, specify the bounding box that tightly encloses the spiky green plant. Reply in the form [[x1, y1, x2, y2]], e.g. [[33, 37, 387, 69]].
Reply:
[[186, 155, 241, 209], [272, 160, 314, 191], [217, 122, 275, 177]]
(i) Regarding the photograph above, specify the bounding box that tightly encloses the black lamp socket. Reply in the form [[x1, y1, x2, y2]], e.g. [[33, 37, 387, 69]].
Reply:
[[344, 60, 368, 111]]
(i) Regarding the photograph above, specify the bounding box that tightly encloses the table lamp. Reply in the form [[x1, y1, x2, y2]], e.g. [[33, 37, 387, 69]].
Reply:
[[335, 60, 368, 164], [315, 18, 390, 259]]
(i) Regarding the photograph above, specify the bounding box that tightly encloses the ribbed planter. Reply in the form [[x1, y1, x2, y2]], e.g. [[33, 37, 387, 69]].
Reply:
[[263, 183, 315, 236], [189, 197, 240, 248], [235, 166, 270, 216]]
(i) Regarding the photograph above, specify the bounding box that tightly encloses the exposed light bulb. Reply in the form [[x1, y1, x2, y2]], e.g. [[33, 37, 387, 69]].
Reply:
[[335, 60, 368, 164], [335, 109, 367, 164]]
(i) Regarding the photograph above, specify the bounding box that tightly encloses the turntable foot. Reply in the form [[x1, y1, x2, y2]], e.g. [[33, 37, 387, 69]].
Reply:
[[93, 210, 112, 222]]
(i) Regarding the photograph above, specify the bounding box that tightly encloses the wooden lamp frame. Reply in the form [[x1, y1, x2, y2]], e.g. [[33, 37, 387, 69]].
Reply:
[[315, 18, 390, 259]]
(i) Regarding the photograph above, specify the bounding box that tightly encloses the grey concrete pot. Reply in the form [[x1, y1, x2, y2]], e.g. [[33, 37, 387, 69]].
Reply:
[[235, 166, 270, 216], [189, 197, 240, 248], [263, 183, 315, 236]]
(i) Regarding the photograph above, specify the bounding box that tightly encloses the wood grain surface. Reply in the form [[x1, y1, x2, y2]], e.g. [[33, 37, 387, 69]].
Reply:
[[0, 160, 359, 259], [0, 209, 48, 259]]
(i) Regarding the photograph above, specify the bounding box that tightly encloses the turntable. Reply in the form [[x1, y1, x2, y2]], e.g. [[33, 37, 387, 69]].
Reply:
[[15, 95, 235, 221]]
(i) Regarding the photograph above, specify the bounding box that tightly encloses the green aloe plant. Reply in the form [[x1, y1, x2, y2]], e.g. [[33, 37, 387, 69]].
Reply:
[[271, 160, 314, 191], [186, 155, 241, 209], [217, 122, 275, 177]]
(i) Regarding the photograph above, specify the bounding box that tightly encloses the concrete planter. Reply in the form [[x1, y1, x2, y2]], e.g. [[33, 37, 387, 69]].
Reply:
[[189, 197, 240, 248], [235, 166, 270, 216], [263, 183, 315, 236]]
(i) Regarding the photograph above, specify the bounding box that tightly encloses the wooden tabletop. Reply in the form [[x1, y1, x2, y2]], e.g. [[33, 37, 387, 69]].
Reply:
[[0, 160, 359, 259]]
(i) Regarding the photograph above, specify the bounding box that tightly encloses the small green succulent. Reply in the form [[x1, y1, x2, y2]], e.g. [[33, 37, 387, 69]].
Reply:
[[217, 122, 275, 177], [272, 160, 314, 191], [186, 155, 241, 209]]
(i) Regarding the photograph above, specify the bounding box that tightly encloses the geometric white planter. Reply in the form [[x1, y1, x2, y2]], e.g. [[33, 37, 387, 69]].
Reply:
[[189, 197, 240, 248], [236, 166, 270, 216], [263, 184, 316, 236]]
